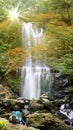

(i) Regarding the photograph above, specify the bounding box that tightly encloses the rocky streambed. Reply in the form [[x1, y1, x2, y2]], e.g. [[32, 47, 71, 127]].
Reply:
[[0, 96, 72, 130], [0, 72, 73, 130]]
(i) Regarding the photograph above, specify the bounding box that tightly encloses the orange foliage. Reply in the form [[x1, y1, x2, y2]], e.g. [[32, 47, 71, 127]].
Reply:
[[5, 44, 48, 75], [7, 48, 24, 56], [31, 43, 48, 53], [5, 47, 29, 75]]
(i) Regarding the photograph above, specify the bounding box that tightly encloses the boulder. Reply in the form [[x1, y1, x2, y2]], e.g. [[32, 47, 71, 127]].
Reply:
[[26, 112, 71, 130], [2, 99, 17, 107], [16, 99, 25, 108], [28, 99, 44, 112], [2, 99, 11, 107], [41, 98, 53, 110], [52, 99, 66, 108]]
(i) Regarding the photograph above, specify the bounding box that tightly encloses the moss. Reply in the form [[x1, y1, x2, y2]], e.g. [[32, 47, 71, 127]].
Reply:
[[0, 92, 5, 97], [27, 112, 71, 130]]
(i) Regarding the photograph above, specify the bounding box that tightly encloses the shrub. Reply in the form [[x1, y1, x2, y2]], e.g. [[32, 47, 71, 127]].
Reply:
[[0, 120, 6, 130]]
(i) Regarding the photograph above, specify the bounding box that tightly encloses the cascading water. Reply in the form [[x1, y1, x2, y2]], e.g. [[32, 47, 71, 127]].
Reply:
[[21, 22, 53, 99]]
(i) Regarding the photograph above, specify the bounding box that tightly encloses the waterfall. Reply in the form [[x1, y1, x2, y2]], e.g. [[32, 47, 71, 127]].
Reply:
[[21, 22, 53, 99]]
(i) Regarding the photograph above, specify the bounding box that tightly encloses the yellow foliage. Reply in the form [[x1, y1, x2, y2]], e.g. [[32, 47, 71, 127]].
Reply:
[[4, 44, 49, 75], [5, 47, 29, 75], [31, 43, 48, 53], [0, 19, 11, 29]]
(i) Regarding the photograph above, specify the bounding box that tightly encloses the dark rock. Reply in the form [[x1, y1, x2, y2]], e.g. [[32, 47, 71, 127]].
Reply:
[[64, 119, 71, 126], [16, 99, 25, 108], [0, 107, 5, 114], [58, 111, 68, 120], [41, 98, 53, 110], [0, 113, 11, 119], [25, 99, 30, 104], [63, 79, 68, 87], [54, 73, 69, 91], [69, 101, 73, 109], [40, 95, 49, 100], [0, 101, 2, 106], [52, 99, 66, 108], [12, 105, 20, 111]]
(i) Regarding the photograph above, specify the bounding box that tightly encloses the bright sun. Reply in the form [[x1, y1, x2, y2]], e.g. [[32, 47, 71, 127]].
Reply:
[[9, 9, 19, 20]]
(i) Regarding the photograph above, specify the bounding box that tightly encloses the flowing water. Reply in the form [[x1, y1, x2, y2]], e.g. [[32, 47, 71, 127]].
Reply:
[[60, 104, 73, 120], [21, 22, 53, 99]]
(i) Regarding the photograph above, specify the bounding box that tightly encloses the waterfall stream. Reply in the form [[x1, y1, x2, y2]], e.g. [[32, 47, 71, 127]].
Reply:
[[21, 22, 53, 99]]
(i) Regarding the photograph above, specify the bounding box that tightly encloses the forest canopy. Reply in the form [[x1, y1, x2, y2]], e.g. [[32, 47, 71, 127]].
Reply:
[[0, 0, 73, 86]]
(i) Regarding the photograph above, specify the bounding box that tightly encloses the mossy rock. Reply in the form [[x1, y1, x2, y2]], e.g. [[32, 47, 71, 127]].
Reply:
[[28, 99, 44, 112], [0, 92, 5, 97], [26, 112, 71, 130]]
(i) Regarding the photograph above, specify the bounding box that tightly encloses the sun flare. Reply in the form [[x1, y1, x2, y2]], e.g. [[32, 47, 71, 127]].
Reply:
[[8, 9, 19, 20]]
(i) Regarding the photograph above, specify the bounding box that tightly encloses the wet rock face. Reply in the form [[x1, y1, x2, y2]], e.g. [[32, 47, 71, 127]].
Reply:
[[54, 73, 68, 89], [53, 72, 69, 99], [26, 112, 71, 130]]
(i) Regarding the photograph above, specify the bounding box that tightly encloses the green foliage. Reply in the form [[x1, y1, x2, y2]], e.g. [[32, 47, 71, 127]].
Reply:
[[0, 0, 73, 88], [0, 21, 21, 51], [50, 0, 73, 25], [67, 86, 73, 92], [5, 74, 21, 93], [48, 54, 73, 75], [0, 120, 6, 130]]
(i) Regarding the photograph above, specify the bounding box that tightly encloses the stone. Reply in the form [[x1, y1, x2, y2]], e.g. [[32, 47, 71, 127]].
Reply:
[[2, 99, 11, 107], [52, 99, 66, 108], [26, 112, 71, 130], [0, 113, 11, 119], [64, 119, 71, 126], [25, 99, 30, 104], [69, 101, 73, 109], [10, 99, 17, 106], [2, 99, 17, 107], [42, 98, 53, 110], [22, 109, 30, 116], [0, 107, 5, 114], [16, 99, 25, 108], [28, 99, 44, 112]]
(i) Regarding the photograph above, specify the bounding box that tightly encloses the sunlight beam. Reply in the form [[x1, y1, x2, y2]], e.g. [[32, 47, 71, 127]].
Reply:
[[8, 8, 19, 20]]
